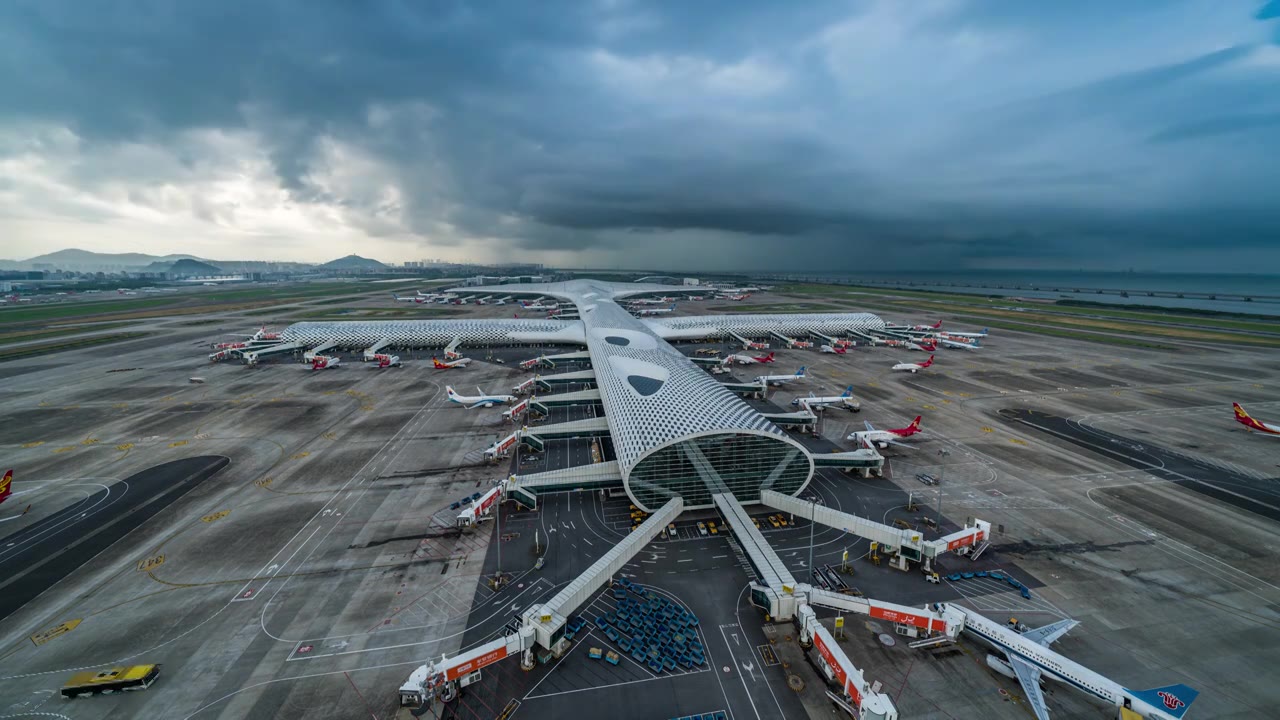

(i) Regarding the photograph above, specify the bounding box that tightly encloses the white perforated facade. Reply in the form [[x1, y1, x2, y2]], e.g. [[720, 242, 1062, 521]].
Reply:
[[267, 280, 886, 511], [280, 319, 585, 347]]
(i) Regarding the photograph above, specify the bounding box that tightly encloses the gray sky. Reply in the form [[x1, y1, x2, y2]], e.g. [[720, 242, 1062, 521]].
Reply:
[[3, 1, 1279, 271]]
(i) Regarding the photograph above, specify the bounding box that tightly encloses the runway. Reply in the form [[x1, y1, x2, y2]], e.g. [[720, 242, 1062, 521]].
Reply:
[[0, 455, 229, 622], [999, 408, 1280, 523]]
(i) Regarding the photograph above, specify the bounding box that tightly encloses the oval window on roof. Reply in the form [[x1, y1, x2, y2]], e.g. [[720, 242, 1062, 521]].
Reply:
[[627, 375, 664, 396], [605, 335, 630, 346]]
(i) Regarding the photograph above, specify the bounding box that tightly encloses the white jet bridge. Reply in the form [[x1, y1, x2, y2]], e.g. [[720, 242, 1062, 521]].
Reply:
[[759, 490, 989, 570], [303, 340, 337, 362], [362, 337, 392, 360], [399, 498, 682, 708]]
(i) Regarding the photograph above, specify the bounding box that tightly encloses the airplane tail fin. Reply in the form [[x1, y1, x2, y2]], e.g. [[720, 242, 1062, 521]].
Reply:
[[1126, 684, 1199, 718], [842, 385, 853, 397], [445, 385, 457, 397], [796, 367, 806, 376], [0, 470, 12, 502], [1234, 402, 1250, 419], [908, 416, 922, 432], [923, 354, 934, 366], [932, 321, 941, 328]]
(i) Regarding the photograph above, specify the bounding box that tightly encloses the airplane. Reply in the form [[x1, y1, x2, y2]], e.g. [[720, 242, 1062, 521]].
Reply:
[[908, 339, 938, 352], [819, 345, 847, 354], [846, 416, 922, 448], [212, 341, 247, 350], [628, 296, 676, 305], [370, 354, 402, 368], [715, 293, 751, 301], [892, 355, 934, 373], [721, 352, 774, 365], [940, 337, 980, 351], [792, 386, 859, 412], [1233, 403, 1280, 436], [634, 303, 676, 317], [754, 367, 806, 386], [959, 610, 1200, 720], [0, 469, 11, 507], [311, 355, 341, 370], [446, 386, 517, 409], [249, 326, 281, 342], [392, 293, 426, 303], [520, 300, 555, 311], [942, 327, 989, 338], [433, 356, 471, 369]]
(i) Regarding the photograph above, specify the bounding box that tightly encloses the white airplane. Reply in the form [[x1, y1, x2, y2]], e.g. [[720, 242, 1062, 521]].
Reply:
[[819, 344, 847, 354], [311, 355, 341, 370], [520, 300, 553, 311], [942, 327, 989, 338], [952, 606, 1199, 720], [446, 386, 516, 409], [392, 293, 426, 303], [634, 303, 676, 317], [892, 354, 934, 373], [628, 296, 676, 305], [940, 337, 980, 351], [846, 416, 922, 448], [755, 367, 806, 386], [792, 386, 859, 412], [370, 353, 402, 368], [433, 356, 471, 369]]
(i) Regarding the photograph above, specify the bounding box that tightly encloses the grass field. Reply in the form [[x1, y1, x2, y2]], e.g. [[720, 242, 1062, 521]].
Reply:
[[776, 283, 1280, 346], [0, 322, 137, 347], [0, 333, 152, 362]]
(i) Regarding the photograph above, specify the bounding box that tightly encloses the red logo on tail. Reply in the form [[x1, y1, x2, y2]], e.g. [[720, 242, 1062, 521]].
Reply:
[[1157, 691, 1185, 710]]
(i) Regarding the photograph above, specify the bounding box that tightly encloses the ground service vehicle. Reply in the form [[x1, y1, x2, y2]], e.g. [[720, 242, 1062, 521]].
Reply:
[[61, 665, 160, 698]]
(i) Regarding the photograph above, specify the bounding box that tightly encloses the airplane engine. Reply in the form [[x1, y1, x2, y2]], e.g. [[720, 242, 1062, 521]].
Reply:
[[986, 654, 1017, 680]]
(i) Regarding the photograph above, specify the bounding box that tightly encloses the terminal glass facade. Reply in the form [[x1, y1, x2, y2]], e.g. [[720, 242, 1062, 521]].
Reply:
[[627, 432, 813, 511]]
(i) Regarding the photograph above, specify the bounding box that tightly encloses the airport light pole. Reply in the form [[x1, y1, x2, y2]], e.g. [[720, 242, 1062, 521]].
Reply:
[[808, 497, 816, 575], [936, 448, 949, 530]]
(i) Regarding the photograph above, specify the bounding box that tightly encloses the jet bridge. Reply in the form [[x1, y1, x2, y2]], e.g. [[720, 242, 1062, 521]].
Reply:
[[760, 490, 990, 568], [810, 448, 885, 476], [713, 493, 803, 619], [303, 340, 337, 362], [505, 461, 624, 506], [809, 329, 838, 346], [718, 379, 768, 398], [760, 410, 817, 431], [522, 416, 610, 441], [240, 341, 305, 365], [522, 497, 683, 649], [534, 370, 597, 391], [362, 337, 392, 360], [769, 330, 798, 348], [846, 329, 879, 345], [798, 604, 900, 720], [529, 388, 602, 416]]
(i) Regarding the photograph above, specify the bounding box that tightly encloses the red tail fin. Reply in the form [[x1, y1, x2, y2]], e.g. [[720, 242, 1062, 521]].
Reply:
[[909, 416, 922, 430], [932, 321, 941, 328], [1, 469, 13, 503]]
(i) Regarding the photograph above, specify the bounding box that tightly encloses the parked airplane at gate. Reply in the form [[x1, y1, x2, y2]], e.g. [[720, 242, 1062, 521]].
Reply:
[[909, 339, 937, 352], [370, 354, 402, 368], [892, 355, 934, 373], [311, 355, 341, 370], [1234, 403, 1280, 436], [433, 356, 471, 369], [634, 303, 676, 317], [722, 352, 775, 365], [846, 416, 922, 448], [0, 469, 12, 508], [940, 337, 980, 350], [446, 386, 516, 409], [942, 327, 989, 338], [956, 608, 1199, 720], [755, 367, 806, 386], [792, 386, 859, 412], [393, 293, 426, 303], [819, 345, 847, 354]]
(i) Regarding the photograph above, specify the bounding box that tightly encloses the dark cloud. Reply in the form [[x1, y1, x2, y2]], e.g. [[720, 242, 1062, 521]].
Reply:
[[1, 0, 1278, 270]]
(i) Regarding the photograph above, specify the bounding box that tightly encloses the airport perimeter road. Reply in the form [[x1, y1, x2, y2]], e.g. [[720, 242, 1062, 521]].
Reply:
[[0, 456, 229, 622]]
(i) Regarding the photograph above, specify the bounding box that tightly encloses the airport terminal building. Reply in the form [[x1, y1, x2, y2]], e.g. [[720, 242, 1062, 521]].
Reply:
[[276, 280, 886, 510]]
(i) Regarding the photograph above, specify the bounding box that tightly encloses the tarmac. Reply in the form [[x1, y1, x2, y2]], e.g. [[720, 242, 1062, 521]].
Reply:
[[0, 286, 1276, 719]]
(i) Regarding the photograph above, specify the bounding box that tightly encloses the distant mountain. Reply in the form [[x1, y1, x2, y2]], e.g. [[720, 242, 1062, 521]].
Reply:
[[21, 248, 199, 269], [166, 258, 223, 276], [319, 255, 388, 271]]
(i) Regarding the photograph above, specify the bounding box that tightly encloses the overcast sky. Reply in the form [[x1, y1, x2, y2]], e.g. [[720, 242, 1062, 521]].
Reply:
[[2, 1, 1278, 271]]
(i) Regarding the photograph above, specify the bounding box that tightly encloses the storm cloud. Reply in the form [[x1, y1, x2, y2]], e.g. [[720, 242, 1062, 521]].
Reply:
[[1, 0, 1278, 270]]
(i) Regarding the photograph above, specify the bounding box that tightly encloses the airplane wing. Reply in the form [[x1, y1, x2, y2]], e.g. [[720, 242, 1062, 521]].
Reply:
[[1020, 619, 1079, 647], [1009, 656, 1051, 720], [884, 439, 917, 449], [864, 420, 877, 432], [476, 387, 485, 396], [465, 400, 487, 410]]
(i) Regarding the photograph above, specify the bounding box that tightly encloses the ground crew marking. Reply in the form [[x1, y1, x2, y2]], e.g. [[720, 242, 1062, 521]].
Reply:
[[81, 437, 98, 445], [1009, 438, 1027, 446], [981, 427, 994, 433], [202, 510, 230, 523], [53, 446, 76, 454], [22, 441, 44, 448], [30, 619, 81, 647], [169, 440, 188, 448], [137, 555, 165, 572], [116, 443, 133, 452], [290, 452, 310, 460], [256, 477, 274, 489]]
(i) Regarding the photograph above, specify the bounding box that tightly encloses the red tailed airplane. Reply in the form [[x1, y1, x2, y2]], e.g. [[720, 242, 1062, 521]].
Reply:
[[1234, 403, 1280, 436]]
